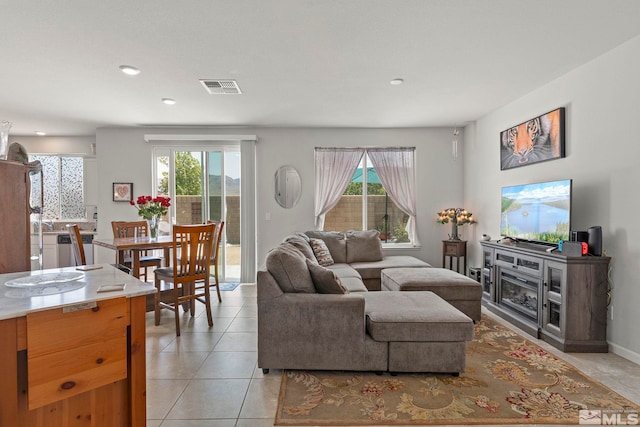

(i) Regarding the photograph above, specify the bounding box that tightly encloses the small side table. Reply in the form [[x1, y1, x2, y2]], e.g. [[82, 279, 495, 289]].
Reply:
[[442, 240, 467, 274]]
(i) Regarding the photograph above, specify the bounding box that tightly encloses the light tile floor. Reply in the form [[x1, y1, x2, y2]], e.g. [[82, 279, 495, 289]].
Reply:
[[145, 284, 640, 426]]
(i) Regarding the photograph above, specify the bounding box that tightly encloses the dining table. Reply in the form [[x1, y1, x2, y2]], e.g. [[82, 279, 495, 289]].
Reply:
[[93, 235, 174, 279]]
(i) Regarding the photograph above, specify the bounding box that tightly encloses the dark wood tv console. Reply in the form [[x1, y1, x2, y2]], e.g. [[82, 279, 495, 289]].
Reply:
[[480, 240, 610, 352]]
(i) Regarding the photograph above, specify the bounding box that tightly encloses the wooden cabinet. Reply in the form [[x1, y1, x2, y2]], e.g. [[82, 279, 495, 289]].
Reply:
[[26, 298, 128, 409], [442, 240, 467, 274], [481, 241, 610, 352], [0, 160, 42, 273], [540, 258, 610, 352], [0, 161, 32, 273], [0, 295, 148, 426]]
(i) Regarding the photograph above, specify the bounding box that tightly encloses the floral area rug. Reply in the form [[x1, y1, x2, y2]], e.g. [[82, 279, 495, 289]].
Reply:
[[275, 315, 639, 425]]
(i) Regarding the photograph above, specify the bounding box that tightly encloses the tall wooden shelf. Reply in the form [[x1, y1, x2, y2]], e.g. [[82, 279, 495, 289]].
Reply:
[[480, 240, 610, 352], [0, 161, 41, 274]]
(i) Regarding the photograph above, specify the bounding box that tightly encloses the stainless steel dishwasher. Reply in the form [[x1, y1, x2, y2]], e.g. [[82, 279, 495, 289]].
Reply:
[[57, 233, 94, 267]]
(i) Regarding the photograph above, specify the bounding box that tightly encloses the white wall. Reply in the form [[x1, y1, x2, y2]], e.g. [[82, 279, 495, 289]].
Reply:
[[93, 126, 465, 269], [11, 135, 95, 156], [464, 35, 640, 360], [247, 127, 468, 265]]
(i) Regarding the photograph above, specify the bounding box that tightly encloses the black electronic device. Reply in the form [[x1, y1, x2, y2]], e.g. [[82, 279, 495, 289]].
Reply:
[[588, 226, 602, 256], [570, 230, 588, 242]]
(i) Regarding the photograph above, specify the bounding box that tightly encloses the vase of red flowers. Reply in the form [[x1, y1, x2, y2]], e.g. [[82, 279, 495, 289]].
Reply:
[[130, 195, 171, 240]]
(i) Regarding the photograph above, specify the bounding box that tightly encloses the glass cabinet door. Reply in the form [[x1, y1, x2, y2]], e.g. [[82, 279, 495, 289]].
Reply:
[[542, 260, 565, 336]]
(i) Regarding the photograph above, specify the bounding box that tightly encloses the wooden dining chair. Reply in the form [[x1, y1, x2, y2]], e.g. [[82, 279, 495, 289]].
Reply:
[[153, 223, 216, 336], [111, 221, 163, 281], [67, 224, 131, 273], [67, 224, 86, 266], [208, 221, 225, 303]]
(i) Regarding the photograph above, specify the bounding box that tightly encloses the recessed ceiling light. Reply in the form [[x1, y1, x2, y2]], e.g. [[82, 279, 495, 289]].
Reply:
[[390, 78, 404, 85], [119, 65, 140, 76], [34, 131, 47, 136], [162, 98, 176, 105]]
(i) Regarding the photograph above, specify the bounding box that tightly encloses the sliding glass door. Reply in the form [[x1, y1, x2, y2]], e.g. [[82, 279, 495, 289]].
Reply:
[[154, 147, 241, 282], [206, 150, 241, 281]]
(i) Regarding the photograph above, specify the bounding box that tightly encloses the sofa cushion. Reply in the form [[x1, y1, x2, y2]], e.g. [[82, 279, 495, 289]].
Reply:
[[265, 243, 316, 293], [363, 291, 473, 342], [326, 263, 361, 279], [345, 230, 383, 263], [350, 256, 432, 280], [309, 238, 335, 266], [305, 231, 347, 263], [381, 267, 483, 300], [338, 276, 369, 292], [295, 232, 311, 242], [283, 235, 317, 263], [306, 259, 349, 294], [324, 263, 367, 292]]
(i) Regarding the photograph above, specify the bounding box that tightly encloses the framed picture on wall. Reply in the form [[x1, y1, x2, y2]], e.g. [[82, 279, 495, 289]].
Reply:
[[500, 107, 565, 170], [113, 182, 133, 202]]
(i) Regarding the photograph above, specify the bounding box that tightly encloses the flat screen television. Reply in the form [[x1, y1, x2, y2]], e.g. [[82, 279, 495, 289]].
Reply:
[[500, 179, 572, 244]]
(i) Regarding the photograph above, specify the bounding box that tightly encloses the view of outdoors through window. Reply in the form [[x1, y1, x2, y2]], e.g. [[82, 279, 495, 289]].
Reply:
[[154, 149, 241, 281], [325, 155, 409, 242]]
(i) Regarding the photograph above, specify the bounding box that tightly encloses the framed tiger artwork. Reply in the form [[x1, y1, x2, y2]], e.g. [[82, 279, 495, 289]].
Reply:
[[500, 107, 565, 170]]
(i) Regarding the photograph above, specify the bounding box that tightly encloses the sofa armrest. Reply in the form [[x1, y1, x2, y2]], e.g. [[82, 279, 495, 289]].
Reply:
[[258, 293, 367, 370]]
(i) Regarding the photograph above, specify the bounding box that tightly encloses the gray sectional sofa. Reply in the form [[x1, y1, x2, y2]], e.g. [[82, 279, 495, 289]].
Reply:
[[257, 230, 475, 374]]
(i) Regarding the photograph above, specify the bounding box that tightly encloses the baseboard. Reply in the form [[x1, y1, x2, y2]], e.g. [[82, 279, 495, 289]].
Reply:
[[609, 341, 640, 365]]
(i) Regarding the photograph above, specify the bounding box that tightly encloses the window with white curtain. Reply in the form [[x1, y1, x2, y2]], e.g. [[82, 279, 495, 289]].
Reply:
[[315, 147, 418, 245]]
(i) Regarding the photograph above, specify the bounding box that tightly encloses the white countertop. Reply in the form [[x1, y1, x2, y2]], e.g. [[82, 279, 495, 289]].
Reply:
[[0, 264, 156, 320]]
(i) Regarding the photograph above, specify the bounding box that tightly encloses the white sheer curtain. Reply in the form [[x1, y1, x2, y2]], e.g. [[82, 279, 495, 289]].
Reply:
[[314, 148, 364, 230], [368, 148, 419, 245]]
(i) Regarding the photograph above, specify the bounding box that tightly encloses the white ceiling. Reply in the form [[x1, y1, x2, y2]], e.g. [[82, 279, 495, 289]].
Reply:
[[2, 0, 640, 136]]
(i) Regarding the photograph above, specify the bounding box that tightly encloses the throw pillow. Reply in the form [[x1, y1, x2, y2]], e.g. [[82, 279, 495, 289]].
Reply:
[[306, 259, 349, 294], [345, 229, 384, 263], [309, 238, 334, 266], [283, 235, 317, 263], [265, 243, 316, 293], [305, 231, 347, 263]]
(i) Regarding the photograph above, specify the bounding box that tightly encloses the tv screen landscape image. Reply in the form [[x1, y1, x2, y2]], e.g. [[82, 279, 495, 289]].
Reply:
[[500, 179, 572, 244]]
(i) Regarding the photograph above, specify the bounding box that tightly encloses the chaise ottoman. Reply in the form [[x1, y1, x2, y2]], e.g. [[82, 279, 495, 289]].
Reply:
[[381, 267, 483, 321], [362, 291, 474, 373]]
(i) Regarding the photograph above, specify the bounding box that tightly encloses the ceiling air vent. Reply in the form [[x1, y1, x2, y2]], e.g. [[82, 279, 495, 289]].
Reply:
[[200, 79, 242, 94]]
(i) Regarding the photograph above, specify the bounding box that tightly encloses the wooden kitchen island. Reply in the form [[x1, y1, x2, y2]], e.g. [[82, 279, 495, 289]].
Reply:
[[0, 264, 155, 427]]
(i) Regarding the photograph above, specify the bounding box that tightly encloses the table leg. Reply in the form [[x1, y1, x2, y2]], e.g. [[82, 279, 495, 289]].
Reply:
[[128, 296, 147, 426], [163, 248, 170, 267], [132, 250, 141, 279]]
